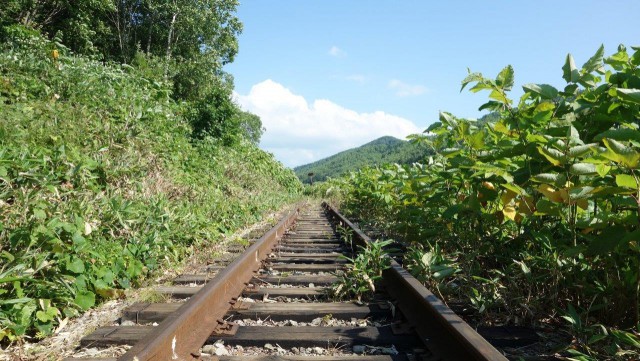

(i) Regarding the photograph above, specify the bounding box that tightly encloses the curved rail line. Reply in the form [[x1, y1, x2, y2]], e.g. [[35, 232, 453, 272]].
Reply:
[[64, 203, 507, 361]]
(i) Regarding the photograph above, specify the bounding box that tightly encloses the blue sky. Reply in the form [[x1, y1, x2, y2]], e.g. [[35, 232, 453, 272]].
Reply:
[[226, 1, 640, 167]]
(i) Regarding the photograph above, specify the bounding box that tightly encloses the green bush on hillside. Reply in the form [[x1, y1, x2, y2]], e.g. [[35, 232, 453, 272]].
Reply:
[[0, 27, 300, 342]]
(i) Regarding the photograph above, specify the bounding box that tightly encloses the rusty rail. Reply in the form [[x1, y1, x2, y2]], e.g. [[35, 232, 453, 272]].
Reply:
[[324, 202, 508, 361], [119, 207, 299, 361]]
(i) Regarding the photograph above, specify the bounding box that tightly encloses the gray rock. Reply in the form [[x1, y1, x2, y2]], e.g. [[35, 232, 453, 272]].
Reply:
[[353, 345, 366, 353], [201, 345, 217, 354], [214, 346, 229, 356]]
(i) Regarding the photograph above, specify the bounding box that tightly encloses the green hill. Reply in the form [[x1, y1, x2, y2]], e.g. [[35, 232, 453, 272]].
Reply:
[[294, 136, 430, 183]]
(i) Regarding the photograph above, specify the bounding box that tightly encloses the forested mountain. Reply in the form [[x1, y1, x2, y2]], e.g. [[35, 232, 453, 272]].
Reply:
[[294, 136, 431, 183]]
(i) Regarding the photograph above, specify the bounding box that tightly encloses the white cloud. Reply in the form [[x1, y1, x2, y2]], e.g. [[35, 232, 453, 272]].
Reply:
[[235, 79, 421, 168], [346, 74, 367, 84], [328, 45, 346, 58], [388, 79, 427, 97]]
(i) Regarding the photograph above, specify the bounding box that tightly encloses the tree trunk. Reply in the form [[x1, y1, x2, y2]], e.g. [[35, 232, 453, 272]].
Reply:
[[165, 11, 177, 77]]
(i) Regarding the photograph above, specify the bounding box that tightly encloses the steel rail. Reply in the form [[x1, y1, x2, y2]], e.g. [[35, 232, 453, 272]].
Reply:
[[118, 207, 299, 361], [324, 203, 508, 361]]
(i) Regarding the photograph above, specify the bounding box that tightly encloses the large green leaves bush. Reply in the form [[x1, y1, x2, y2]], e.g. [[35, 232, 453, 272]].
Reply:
[[336, 45, 640, 358]]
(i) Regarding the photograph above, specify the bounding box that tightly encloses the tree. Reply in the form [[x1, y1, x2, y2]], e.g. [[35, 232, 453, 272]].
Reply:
[[235, 110, 264, 144]]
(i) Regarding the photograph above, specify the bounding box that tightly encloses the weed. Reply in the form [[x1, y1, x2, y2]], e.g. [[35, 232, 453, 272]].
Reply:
[[332, 239, 394, 302]]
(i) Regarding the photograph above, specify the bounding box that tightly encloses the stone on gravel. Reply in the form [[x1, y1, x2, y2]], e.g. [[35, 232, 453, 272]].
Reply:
[[202, 345, 217, 354], [120, 320, 135, 326], [214, 346, 229, 356], [353, 345, 366, 353]]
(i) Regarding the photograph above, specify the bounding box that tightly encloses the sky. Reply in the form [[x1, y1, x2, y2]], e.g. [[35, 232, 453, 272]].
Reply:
[[226, 1, 640, 168]]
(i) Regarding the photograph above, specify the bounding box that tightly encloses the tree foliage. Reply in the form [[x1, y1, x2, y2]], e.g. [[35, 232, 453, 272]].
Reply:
[[0, 0, 260, 145], [0, 0, 241, 66]]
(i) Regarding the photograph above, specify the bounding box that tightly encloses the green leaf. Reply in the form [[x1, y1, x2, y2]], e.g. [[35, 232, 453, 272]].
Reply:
[[460, 71, 484, 92], [602, 138, 640, 168], [72, 233, 86, 247], [442, 204, 463, 219], [433, 268, 456, 279], [495, 65, 514, 91], [35, 307, 58, 322], [570, 163, 596, 175], [439, 111, 456, 126], [489, 89, 510, 104], [581, 44, 605, 74], [568, 186, 594, 200], [568, 144, 596, 158], [522, 83, 559, 100], [467, 131, 485, 150], [441, 148, 461, 158], [587, 225, 626, 255], [610, 329, 640, 348], [478, 100, 503, 112], [595, 164, 611, 177], [66, 258, 85, 274], [74, 290, 95, 310], [537, 146, 565, 166], [0, 297, 33, 305], [501, 183, 526, 195], [535, 199, 561, 216], [426, 122, 442, 132], [616, 88, 640, 105], [33, 209, 46, 220], [562, 53, 580, 83], [514, 260, 531, 276], [605, 46, 630, 69], [615, 174, 637, 189], [594, 128, 640, 142], [532, 173, 565, 185]]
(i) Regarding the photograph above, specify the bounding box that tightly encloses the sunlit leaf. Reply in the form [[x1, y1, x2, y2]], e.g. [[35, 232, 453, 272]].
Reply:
[[562, 53, 580, 83], [522, 83, 558, 99], [74, 291, 95, 311], [616, 88, 640, 105], [570, 163, 596, 175], [602, 138, 640, 168], [582, 44, 605, 74], [495, 65, 514, 91], [537, 146, 565, 166], [502, 205, 516, 221], [615, 174, 637, 189], [537, 184, 563, 203]]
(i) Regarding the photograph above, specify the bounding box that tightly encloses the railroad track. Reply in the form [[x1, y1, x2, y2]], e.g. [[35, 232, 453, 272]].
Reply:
[[65, 204, 508, 361]]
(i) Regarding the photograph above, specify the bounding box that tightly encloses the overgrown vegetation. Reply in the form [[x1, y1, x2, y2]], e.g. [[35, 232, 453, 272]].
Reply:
[[294, 136, 431, 184], [332, 238, 394, 302], [331, 45, 640, 359], [0, 4, 301, 344]]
